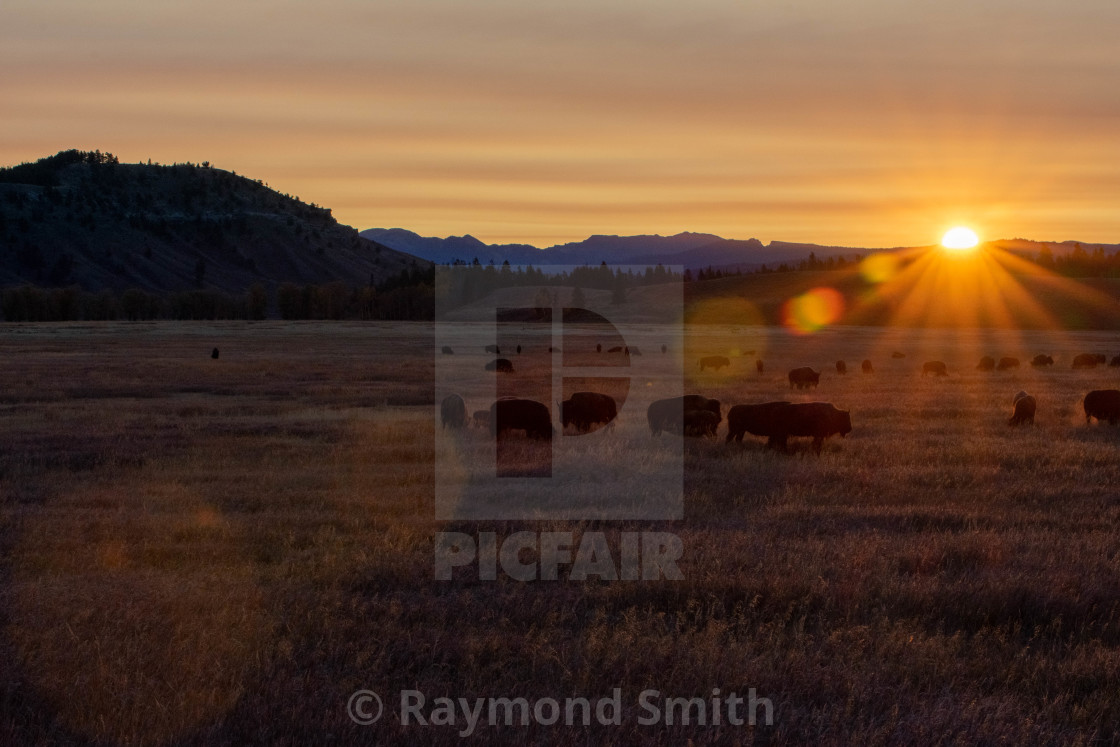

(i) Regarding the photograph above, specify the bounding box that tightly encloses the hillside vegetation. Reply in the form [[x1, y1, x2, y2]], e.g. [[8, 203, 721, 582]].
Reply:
[[0, 150, 420, 293]]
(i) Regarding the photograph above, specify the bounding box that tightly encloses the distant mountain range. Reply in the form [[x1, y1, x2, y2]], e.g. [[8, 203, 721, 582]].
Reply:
[[362, 227, 1120, 272], [0, 150, 420, 293]]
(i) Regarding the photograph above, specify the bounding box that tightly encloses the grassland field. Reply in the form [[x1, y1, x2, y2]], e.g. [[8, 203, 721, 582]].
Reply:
[[3, 320, 1120, 745]]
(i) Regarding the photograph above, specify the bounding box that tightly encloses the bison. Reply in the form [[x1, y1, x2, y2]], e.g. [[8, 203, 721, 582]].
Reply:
[[441, 345, 454, 355], [788, 367, 821, 389], [647, 395, 721, 436], [1084, 390, 1120, 425], [1110, 355, 1120, 368], [472, 409, 490, 428], [997, 357, 1020, 370], [861, 359, 873, 374], [1073, 353, 1103, 369], [726, 401, 851, 455], [1030, 354, 1054, 367], [516, 345, 522, 354], [661, 344, 668, 354], [835, 360, 847, 375], [725, 401, 793, 444], [211, 347, 219, 360], [440, 394, 467, 429], [756, 359, 764, 374], [1008, 391, 1036, 426], [683, 409, 720, 437], [596, 343, 603, 353], [491, 398, 553, 440], [976, 356, 995, 371], [608, 346, 624, 353], [485, 358, 514, 372], [699, 355, 731, 372], [560, 391, 618, 433], [922, 361, 948, 377]]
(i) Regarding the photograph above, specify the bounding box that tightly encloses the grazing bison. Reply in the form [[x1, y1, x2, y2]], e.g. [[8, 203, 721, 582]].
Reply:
[[485, 358, 514, 372], [700, 355, 731, 372], [560, 391, 618, 432], [647, 395, 721, 436], [788, 367, 821, 389], [726, 401, 851, 455], [756, 359, 764, 374], [1084, 390, 1120, 425], [211, 347, 219, 359], [892, 351, 906, 359], [1073, 353, 1104, 369], [1008, 391, 1036, 426], [1030, 354, 1054, 367], [684, 409, 720, 437], [976, 356, 995, 371], [1110, 355, 1120, 368], [997, 357, 1020, 370], [472, 409, 490, 428], [835, 360, 847, 375], [485, 344, 501, 354], [440, 394, 467, 429], [725, 401, 793, 444], [861, 359, 873, 374], [441, 345, 454, 355], [922, 361, 949, 377], [491, 398, 553, 440]]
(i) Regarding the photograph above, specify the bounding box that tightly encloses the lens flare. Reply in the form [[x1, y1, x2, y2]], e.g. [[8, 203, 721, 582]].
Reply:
[[860, 252, 899, 284], [782, 287, 845, 335]]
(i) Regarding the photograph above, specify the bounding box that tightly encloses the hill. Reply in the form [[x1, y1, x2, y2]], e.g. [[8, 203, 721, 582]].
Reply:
[[0, 150, 423, 293]]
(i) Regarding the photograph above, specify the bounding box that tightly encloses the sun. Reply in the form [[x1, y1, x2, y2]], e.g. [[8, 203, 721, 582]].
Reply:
[[941, 226, 980, 251]]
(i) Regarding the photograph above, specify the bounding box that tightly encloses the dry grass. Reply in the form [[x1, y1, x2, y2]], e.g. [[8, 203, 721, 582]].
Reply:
[[2, 320, 1120, 745]]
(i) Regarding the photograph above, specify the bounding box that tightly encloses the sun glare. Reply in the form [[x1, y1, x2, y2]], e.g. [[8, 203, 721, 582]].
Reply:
[[941, 227, 980, 251]]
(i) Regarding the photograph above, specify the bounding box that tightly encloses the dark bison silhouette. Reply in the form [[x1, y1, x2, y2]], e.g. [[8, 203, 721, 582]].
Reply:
[[1030, 354, 1054, 367], [516, 345, 522, 354], [726, 401, 851, 455], [485, 358, 514, 372], [788, 367, 820, 389], [491, 398, 553, 440], [1084, 390, 1120, 425], [892, 351, 906, 359], [1008, 391, 1036, 426], [699, 355, 731, 371], [861, 359, 873, 374], [756, 359, 764, 374], [725, 401, 793, 444], [485, 344, 501, 354], [922, 361, 949, 377], [440, 394, 467, 429], [835, 360, 847, 375], [683, 409, 720, 437], [608, 346, 624, 353], [997, 357, 1020, 370], [441, 346, 454, 355], [976, 356, 995, 371], [560, 392, 618, 433], [647, 395, 721, 436], [1110, 356, 1120, 368], [1072, 353, 1105, 369], [597, 343, 603, 353], [211, 347, 219, 359]]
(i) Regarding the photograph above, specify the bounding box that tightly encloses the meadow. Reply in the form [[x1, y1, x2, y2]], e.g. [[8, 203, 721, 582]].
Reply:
[[3, 320, 1120, 745]]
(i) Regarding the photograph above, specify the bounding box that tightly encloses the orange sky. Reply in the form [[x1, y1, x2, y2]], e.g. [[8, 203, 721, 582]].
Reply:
[[4, 0, 1120, 248]]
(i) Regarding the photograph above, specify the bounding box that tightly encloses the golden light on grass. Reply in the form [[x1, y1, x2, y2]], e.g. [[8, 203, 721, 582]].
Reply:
[[941, 226, 980, 251]]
